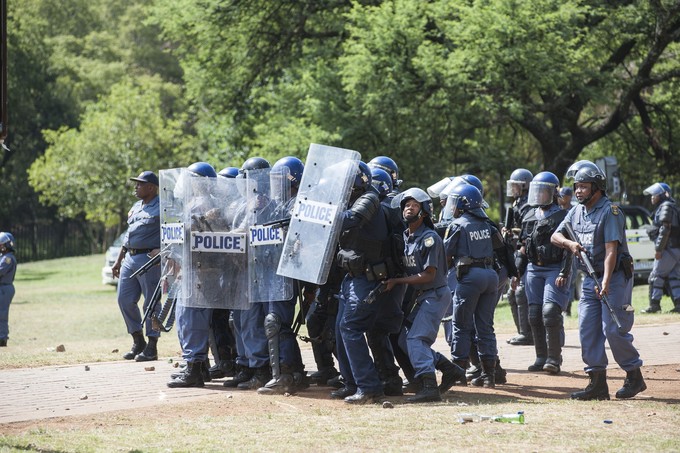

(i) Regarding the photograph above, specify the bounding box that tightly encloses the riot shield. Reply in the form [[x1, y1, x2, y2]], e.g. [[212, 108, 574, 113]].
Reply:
[[277, 143, 360, 284], [246, 167, 293, 302], [180, 171, 250, 309], [159, 168, 189, 305]]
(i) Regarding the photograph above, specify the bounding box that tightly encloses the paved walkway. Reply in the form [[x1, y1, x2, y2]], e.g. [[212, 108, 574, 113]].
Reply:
[[1, 322, 678, 424]]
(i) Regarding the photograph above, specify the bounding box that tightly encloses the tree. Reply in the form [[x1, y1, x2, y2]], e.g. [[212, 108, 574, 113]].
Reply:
[[28, 76, 191, 227]]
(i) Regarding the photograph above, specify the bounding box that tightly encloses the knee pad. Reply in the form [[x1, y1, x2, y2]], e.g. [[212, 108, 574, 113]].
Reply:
[[542, 302, 563, 328], [515, 284, 527, 305], [528, 304, 543, 327], [264, 313, 282, 340]]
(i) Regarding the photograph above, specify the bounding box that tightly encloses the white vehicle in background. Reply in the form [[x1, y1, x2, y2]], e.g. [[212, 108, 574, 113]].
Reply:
[[620, 205, 655, 281], [101, 231, 126, 286]]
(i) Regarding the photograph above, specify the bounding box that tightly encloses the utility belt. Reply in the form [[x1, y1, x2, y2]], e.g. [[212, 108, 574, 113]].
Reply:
[[337, 249, 393, 281], [455, 256, 494, 279], [592, 254, 634, 280], [127, 248, 154, 256], [531, 257, 562, 267]]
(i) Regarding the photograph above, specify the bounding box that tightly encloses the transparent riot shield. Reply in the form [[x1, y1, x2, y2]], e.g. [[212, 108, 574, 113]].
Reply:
[[277, 143, 361, 284], [180, 172, 250, 309], [247, 167, 293, 302], [159, 168, 188, 307]]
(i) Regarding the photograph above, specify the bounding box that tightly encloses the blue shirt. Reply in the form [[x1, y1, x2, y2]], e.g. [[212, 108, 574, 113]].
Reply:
[[557, 195, 628, 274], [444, 213, 495, 261], [124, 196, 161, 249], [0, 252, 16, 285], [402, 223, 448, 291]]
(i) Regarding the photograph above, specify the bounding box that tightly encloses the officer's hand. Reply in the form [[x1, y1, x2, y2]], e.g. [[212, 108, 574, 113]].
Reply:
[[384, 279, 397, 292], [596, 279, 610, 299], [148, 248, 160, 259], [111, 262, 121, 279], [655, 251, 662, 260], [555, 276, 567, 288], [510, 276, 519, 291]]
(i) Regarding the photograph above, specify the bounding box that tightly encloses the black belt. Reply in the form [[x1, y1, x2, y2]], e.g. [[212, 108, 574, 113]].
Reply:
[[128, 248, 153, 256], [469, 262, 493, 269]]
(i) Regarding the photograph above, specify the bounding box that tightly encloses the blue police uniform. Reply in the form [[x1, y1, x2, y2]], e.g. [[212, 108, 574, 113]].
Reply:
[[557, 197, 642, 373], [0, 250, 17, 342], [648, 197, 680, 306], [445, 211, 499, 365], [398, 223, 451, 378], [335, 189, 391, 399], [118, 196, 161, 337], [522, 204, 572, 372]]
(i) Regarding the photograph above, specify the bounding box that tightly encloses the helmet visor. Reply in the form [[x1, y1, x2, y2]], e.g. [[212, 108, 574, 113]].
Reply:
[[528, 181, 555, 207]]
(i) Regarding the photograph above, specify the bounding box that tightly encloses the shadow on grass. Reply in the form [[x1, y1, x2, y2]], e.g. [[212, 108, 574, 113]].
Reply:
[[16, 269, 58, 282]]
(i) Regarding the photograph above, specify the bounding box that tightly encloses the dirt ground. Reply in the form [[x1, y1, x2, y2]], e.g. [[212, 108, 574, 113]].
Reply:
[[2, 363, 678, 435]]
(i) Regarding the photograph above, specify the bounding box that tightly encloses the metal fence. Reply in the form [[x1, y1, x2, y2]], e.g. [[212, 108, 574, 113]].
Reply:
[[6, 220, 104, 263]]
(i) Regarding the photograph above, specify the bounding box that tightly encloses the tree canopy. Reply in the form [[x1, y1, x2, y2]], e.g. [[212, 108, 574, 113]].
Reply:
[[5, 0, 680, 232]]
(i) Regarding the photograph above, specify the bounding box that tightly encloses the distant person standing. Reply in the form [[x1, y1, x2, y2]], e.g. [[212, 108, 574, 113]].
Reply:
[[557, 187, 573, 210], [641, 182, 680, 313], [111, 171, 162, 362], [0, 232, 17, 347]]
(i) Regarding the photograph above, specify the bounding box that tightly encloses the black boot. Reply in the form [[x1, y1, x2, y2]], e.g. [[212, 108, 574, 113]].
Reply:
[[135, 336, 158, 362], [123, 331, 146, 360], [471, 359, 496, 388], [495, 358, 508, 384], [167, 361, 205, 388], [642, 300, 661, 314], [0, 338, 6, 347], [436, 354, 466, 393], [670, 300, 680, 314], [237, 365, 272, 390], [466, 343, 481, 381], [528, 357, 546, 372], [571, 370, 609, 400], [405, 373, 441, 403], [209, 359, 236, 380], [615, 368, 647, 399], [310, 366, 339, 386], [543, 356, 561, 375], [258, 364, 295, 395], [330, 385, 356, 399], [223, 365, 254, 388], [402, 375, 422, 394]]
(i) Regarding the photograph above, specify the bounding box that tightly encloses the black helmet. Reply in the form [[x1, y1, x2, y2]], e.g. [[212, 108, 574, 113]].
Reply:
[[573, 163, 607, 192]]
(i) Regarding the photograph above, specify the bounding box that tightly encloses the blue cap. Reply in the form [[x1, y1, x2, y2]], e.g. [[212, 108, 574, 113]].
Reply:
[[559, 187, 573, 197], [130, 171, 159, 186]]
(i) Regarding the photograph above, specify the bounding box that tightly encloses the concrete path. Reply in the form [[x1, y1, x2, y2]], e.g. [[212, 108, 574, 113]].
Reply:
[[1, 322, 678, 424]]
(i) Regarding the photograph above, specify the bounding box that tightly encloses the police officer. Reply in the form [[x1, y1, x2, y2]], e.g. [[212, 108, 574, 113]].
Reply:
[[168, 162, 221, 388], [112, 171, 162, 362], [330, 162, 393, 404], [517, 172, 572, 374], [641, 182, 680, 313], [0, 232, 17, 347], [384, 187, 459, 403], [223, 157, 273, 390], [552, 161, 645, 400], [206, 166, 242, 380], [504, 168, 534, 346], [257, 156, 312, 395], [444, 184, 500, 388]]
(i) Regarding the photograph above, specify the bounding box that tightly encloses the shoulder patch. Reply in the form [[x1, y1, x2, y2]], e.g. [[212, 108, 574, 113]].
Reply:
[[3, 257, 10, 265], [424, 236, 435, 248], [611, 205, 620, 215]]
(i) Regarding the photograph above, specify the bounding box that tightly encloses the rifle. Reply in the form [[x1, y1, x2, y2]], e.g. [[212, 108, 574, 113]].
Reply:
[[130, 253, 160, 279], [563, 222, 624, 333], [364, 281, 388, 304], [262, 216, 291, 229], [141, 278, 163, 326]]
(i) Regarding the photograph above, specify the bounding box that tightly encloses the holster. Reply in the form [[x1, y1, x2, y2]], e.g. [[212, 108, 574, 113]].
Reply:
[[619, 254, 634, 280]]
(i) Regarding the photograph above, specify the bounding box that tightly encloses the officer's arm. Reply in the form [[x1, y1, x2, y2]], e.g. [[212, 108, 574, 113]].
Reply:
[[385, 266, 436, 291], [111, 246, 127, 279], [342, 191, 380, 229], [655, 203, 673, 253], [600, 240, 618, 295]]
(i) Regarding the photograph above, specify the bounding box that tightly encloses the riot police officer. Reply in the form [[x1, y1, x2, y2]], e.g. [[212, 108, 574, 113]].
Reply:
[[168, 162, 221, 388], [504, 168, 534, 346], [224, 157, 273, 390], [641, 182, 680, 313], [552, 161, 645, 400], [444, 184, 500, 388], [112, 171, 162, 362], [257, 156, 312, 395], [331, 162, 393, 404], [0, 232, 17, 347], [517, 172, 572, 374]]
